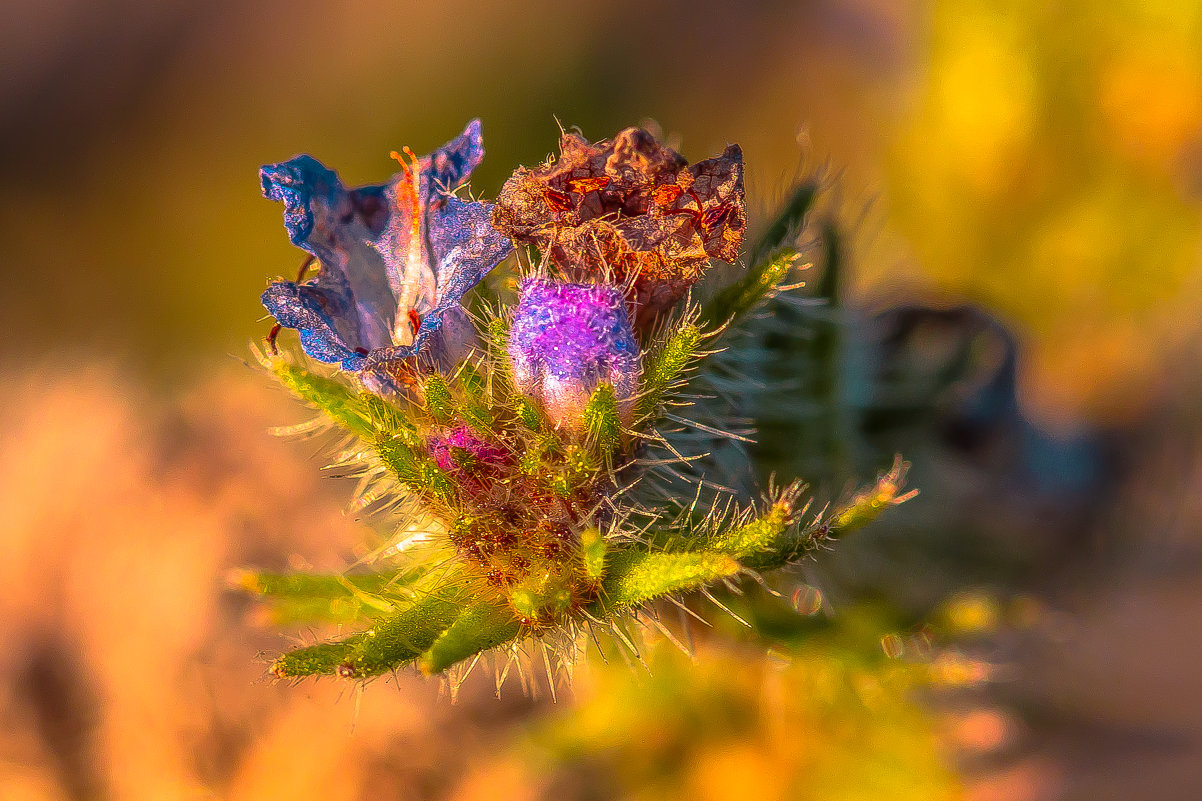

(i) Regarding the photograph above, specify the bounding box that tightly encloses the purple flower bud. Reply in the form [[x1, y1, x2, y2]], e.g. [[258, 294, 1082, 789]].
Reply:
[[508, 277, 641, 428], [427, 426, 509, 473]]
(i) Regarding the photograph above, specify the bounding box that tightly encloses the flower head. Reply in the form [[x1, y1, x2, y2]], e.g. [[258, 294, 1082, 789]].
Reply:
[[491, 127, 746, 325], [244, 118, 914, 686], [260, 120, 511, 390], [507, 277, 640, 429]]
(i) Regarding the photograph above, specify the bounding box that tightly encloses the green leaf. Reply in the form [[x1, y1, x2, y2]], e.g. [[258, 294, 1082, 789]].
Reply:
[[237, 571, 396, 598], [270, 359, 375, 439], [418, 599, 521, 675], [235, 570, 399, 624], [269, 636, 365, 678], [595, 549, 741, 611], [338, 590, 468, 678]]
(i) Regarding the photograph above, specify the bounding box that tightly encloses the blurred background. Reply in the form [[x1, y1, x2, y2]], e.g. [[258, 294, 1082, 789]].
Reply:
[[2, 0, 1201, 799]]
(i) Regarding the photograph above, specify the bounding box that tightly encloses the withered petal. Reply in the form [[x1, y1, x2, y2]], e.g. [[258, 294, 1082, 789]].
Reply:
[[492, 128, 746, 323], [687, 143, 746, 263]]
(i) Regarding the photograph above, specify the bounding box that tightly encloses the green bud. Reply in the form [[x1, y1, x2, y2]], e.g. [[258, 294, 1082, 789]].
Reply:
[[423, 375, 455, 424], [636, 323, 703, 424], [583, 383, 622, 458], [580, 527, 607, 582]]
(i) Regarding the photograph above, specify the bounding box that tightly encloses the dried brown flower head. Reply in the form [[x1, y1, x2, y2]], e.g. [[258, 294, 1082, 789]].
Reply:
[[492, 127, 746, 324]]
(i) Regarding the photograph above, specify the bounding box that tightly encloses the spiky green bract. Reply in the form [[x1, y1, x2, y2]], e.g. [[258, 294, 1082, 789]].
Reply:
[[515, 397, 543, 432], [594, 551, 741, 612], [485, 313, 511, 356], [634, 321, 704, 425], [456, 361, 493, 432], [698, 178, 816, 330], [695, 461, 916, 573], [338, 588, 469, 678], [375, 433, 454, 505], [267, 356, 447, 505], [362, 393, 407, 436], [233, 570, 400, 625], [419, 599, 521, 675], [583, 383, 622, 458], [700, 249, 801, 331], [707, 493, 799, 570], [484, 315, 515, 391], [269, 358, 376, 439]]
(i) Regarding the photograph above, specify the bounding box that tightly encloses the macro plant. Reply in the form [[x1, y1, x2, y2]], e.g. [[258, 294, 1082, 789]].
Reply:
[[239, 119, 914, 689]]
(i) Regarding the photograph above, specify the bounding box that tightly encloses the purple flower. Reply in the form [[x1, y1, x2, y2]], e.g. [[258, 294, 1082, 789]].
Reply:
[[508, 277, 641, 428], [427, 426, 510, 473], [260, 120, 511, 389]]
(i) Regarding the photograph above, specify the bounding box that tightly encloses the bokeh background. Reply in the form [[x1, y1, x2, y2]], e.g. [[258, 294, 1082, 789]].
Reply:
[[2, 1, 1201, 799]]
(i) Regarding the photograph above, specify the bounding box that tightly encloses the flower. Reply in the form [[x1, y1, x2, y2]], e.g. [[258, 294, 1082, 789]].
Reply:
[[243, 118, 918, 684], [260, 120, 511, 390], [427, 425, 510, 473], [507, 277, 640, 429], [491, 127, 746, 326]]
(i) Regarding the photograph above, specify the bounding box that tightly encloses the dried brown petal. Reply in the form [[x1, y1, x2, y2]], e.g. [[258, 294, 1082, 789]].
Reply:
[[492, 128, 746, 322], [688, 144, 747, 263]]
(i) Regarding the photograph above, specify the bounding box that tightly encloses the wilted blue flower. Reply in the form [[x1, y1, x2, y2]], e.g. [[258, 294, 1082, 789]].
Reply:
[[260, 120, 511, 390], [508, 277, 640, 429]]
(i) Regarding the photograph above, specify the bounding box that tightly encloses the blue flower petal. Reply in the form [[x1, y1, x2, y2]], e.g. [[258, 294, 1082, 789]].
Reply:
[[259, 120, 510, 383], [260, 282, 366, 370], [359, 196, 512, 383], [260, 154, 396, 358], [425, 118, 485, 193]]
